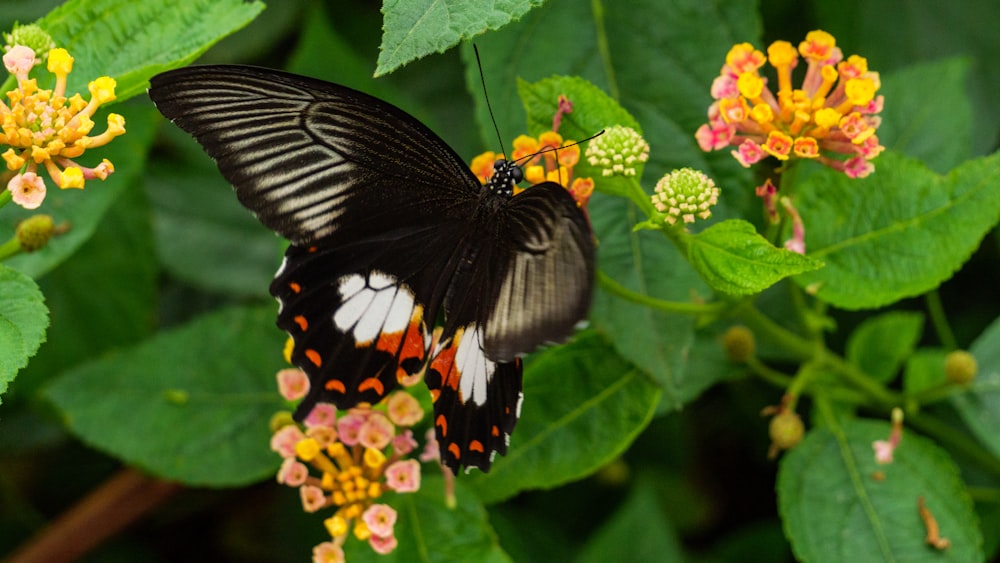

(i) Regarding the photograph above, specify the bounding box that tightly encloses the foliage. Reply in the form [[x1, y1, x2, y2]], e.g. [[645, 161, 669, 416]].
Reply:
[[1, 0, 998, 561]]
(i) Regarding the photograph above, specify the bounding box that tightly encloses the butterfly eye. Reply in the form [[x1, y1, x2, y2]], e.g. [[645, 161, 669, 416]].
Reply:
[[510, 165, 524, 184]]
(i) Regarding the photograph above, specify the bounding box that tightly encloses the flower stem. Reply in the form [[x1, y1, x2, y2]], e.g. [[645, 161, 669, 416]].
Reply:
[[595, 270, 728, 316], [925, 290, 958, 351], [0, 188, 11, 210], [0, 235, 21, 261]]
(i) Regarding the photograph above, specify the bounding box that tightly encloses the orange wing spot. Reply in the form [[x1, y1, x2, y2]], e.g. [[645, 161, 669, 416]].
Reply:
[[469, 440, 485, 453], [305, 349, 322, 367], [375, 330, 402, 354], [448, 442, 461, 460], [325, 379, 346, 393], [293, 315, 308, 331], [358, 377, 385, 396], [430, 333, 462, 392], [491, 425, 500, 437], [435, 414, 448, 436], [504, 406, 511, 415], [429, 389, 440, 403], [307, 246, 318, 253], [289, 282, 302, 294]]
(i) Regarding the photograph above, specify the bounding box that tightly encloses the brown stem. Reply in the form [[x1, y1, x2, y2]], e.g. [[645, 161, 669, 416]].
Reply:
[[5, 467, 182, 563]]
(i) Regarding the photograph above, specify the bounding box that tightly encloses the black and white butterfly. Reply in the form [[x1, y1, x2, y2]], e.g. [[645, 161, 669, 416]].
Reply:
[[148, 65, 594, 473]]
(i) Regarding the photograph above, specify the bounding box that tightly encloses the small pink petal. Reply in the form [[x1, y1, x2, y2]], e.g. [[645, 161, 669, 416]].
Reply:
[[384, 459, 421, 493], [368, 533, 398, 555], [300, 485, 327, 513], [277, 457, 309, 486], [270, 425, 306, 458], [362, 504, 397, 538], [276, 368, 309, 400]]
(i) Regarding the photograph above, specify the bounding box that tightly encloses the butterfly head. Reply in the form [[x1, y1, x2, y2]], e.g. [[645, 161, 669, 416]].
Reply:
[[485, 159, 522, 199]]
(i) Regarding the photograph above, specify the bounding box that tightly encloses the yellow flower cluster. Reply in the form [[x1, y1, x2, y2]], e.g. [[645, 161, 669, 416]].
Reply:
[[1, 46, 124, 203], [696, 30, 883, 178]]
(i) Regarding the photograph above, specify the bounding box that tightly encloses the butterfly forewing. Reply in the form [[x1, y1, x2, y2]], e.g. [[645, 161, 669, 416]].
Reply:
[[148, 65, 595, 474], [149, 65, 481, 246]]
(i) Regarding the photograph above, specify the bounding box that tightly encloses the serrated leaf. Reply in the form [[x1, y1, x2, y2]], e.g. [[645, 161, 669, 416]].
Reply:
[[376, 0, 542, 76], [0, 266, 48, 404], [778, 418, 982, 563], [792, 151, 1000, 310], [343, 476, 510, 563], [952, 314, 1000, 459], [0, 102, 157, 278], [466, 331, 660, 504], [37, 0, 264, 102], [878, 58, 973, 174], [846, 312, 925, 384], [44, 306, 285, 486], [686, 219, 823, 296]]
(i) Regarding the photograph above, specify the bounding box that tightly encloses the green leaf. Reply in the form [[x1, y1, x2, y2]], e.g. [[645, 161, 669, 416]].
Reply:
[[376, 0, 543, 77], [44, 306, 286, 486], [37, 0, 265, 102], [792, 151, 1000, 310], [0, 265, 48, 404], [145, 126, 279, 297], [846, 312, 925, 384], [466, 332, 660, 504], [575, 477, 684, 563], [587, 193, 701, 411], [952, 314, 1000, 460], [344, 476, 510, 563], [903, 348, 949, 395], [778, 418, 982, 563], [878, 58, 973, 174], [0, 102, 157, 278], [686, 219, 823, 296]]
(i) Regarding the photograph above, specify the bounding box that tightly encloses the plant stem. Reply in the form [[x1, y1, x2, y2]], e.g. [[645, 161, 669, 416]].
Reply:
[[907, 412, 1000, 479], [595, 270, 727, 316], [925, 290, 958, 351], [0, 235, 20, 261]]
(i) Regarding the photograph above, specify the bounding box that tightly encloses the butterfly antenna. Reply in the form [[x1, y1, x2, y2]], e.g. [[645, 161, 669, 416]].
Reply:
[[513, 130, 606, 167], [474, 44, 509, 161]]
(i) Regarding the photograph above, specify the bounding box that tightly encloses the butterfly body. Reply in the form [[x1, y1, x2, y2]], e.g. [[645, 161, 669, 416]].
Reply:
[[149, 65, 594, 472]]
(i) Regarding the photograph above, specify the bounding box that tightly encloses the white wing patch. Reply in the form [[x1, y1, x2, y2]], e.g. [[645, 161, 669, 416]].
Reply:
[[333, 271, 415, 344], [455, 324, 495, 406]]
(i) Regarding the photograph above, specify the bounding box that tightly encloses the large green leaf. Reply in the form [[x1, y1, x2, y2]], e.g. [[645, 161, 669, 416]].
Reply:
[[952, 314, 1000, 460], [778, 418, 982, 562], [343, 477, 510, 563], [0, 266, 48, 404], [466, 332, 660, 504], [792, 151, 1000, 310], [377, 0, 543, 76], [37, 0, 264, 102], [44, 306, 286, 487], [878, 58, 973, 174]]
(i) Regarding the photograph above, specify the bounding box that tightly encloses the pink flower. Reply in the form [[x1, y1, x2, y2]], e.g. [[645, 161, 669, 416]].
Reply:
[[384, 459, 421, 493], [8, 172, 46, 210], [270, 425, 306, 458], [732, 139, 766, 167], [843, 155, 874, 179], [386, 391, 423, 426], [873, 408, 904, 465], [695, 120, 734, 152], [312, 541, 345, 563], [419, 428, 440, 463], [873, 440, 894, 464], [3, 45, 35, 77], [392, 429, 418, 456], [304, 402, 337, 428], [277, 457, 308, 486], [277, 368, 309, 400], [336, 411, 368, 446], [358, 412, 395, 450], [305, 425, 338, 449], [362, 504, 397, 538], [300, 485, 328, 513], [369, 533, 398, 555]]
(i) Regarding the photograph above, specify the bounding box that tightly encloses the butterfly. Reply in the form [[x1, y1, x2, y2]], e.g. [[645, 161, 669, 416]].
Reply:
[[148, 65, 595, 473]]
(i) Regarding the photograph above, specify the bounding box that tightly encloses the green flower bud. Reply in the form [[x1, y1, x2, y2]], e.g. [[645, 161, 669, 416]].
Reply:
[[769, 411, 804, 451], [16, 214, 54, 252], [3, 24, 55, 58], [722, 325, 755, 363], [651, 168, 720, 225], [945, 350, 977, 385], [584, 125, 649, 177]]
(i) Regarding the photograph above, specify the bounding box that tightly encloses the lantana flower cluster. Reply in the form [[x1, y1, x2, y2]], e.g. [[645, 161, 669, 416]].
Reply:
[[271, 365, 431, 562], [696, 30, 883, 179], [470, 96, 595, 208], [584, 124, 649, 178], [1, 45, 125, 209]]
